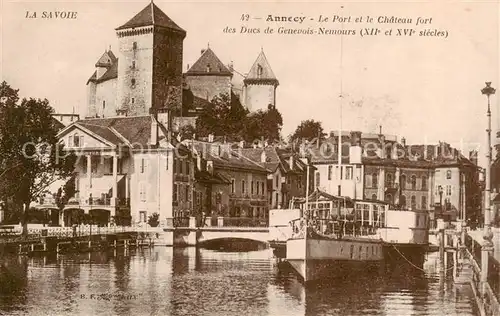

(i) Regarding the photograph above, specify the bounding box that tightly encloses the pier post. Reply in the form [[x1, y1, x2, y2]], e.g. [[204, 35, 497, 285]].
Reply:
[[439, 228, 445, 266]]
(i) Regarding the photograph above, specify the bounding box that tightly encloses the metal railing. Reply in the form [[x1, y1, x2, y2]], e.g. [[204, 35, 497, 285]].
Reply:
[[220, 217, 268, 227], [465, 233, 482, 267], [488, 255, 500, 301], [290, 218, 379, 239]]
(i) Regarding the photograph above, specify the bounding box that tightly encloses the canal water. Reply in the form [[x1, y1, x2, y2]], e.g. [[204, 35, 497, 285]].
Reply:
[[0, 246, 478, 316]]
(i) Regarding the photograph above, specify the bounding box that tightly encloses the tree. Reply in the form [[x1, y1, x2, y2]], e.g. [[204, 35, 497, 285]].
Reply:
[[242, 104, 283, 143], [0, 81, 77, 235], [54, 174, 76, 219], [289, 119, 326, 143], [148, 212, 159, 227], [195, 93, 248, 139]]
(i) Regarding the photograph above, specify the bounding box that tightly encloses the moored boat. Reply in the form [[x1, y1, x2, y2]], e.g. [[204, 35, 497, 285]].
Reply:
[[284, 190, 429, 283]]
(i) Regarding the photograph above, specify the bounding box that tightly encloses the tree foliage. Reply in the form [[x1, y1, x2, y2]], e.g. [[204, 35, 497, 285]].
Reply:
[[195, 93, 283, 143], [54, 174, 77, 211], [242, 104, 283, 143], [289, 119, 326, 143], [148, 212, 159, 227], [0, 81, 77, 235], [195, 93, 248, 139]]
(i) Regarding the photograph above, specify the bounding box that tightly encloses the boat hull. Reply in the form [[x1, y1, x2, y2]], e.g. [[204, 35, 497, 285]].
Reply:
[[286, 237, 385, 283]]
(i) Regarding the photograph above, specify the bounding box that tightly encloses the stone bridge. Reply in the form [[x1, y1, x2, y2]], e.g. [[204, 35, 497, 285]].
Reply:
[[159, 226, 270, 246]]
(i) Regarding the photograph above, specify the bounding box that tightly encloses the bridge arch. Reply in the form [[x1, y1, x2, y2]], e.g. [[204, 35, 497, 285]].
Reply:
[[197, 229, 269, 246]]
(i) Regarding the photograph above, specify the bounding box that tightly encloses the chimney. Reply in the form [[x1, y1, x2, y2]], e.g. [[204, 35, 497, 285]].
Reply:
[[208, 134, 214, 143], [201, 49, 206, 55], [260, 150, 267, 163], [228, 61, 234, 72], [401, 137, 406, 147], [289, 155, 294, 169], [150, 115, 158, 146], [239, 140, 245, 148]]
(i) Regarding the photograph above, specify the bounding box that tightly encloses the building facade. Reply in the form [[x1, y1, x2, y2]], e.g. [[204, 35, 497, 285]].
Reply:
[[308, 131, 480, 223], [54, 114, 195, 227]]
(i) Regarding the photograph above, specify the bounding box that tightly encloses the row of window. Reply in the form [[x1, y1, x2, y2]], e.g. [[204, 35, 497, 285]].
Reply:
[[369, 173, 428, 191], [372, 193, 428, 210], [137, 157, 191, 175], [173, 183, 192, 203], [231, 179, 265, 195], [327, 165, 355, 181]]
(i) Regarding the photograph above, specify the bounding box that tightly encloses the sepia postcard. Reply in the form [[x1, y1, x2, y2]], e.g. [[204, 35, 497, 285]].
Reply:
[[0, 0, 499, 315]]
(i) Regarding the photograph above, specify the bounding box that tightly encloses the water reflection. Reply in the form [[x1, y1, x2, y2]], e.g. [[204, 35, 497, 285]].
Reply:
[[0, 248, 478, 316]]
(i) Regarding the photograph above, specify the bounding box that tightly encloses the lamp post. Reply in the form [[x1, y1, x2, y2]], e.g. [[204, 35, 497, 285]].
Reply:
[[481, 81, 495, 287]]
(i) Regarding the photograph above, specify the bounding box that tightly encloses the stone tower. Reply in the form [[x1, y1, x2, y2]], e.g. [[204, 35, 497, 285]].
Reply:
[[184, 46, 233, 102], [115, 2, 186, 116], [243, 49, 279, 112]]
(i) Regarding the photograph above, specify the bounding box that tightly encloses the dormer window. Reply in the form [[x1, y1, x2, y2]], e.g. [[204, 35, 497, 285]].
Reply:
[[132, 42, 137, 50], [257, 64, 263, 78]]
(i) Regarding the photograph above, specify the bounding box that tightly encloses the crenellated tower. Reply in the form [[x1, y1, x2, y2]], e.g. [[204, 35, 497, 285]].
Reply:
[[115, 2, 186, 116]]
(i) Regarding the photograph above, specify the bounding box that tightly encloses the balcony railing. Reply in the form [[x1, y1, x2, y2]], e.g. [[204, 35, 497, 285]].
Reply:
[[219, 217, 268, 228]]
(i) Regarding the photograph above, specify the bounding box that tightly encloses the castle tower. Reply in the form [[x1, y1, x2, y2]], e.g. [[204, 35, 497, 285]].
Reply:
[[184, 46, 233, 102], [243, 49, 279, 112], [86, 50, 118, 118], [115, 2, 186, 116]]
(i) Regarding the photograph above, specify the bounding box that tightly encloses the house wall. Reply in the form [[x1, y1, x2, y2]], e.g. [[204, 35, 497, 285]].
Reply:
[[313, 163, 364, 199], [214, 168, 268, 218], [130, 150, 176, 224], [434, 167, 461, 211]]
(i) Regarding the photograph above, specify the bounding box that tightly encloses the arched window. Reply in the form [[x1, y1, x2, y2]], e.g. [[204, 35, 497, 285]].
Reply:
[[371, 194, 377, 201], [411, 175, 417, 190], [257, 64, 263, 78], [400, 195, 407, 207], [421, 196, 427, 210], [385, 173, 393, 188], [411, 196, 417, 209], [422, 175, 427, 191], [73, 133, 80, 147], [372, 173, 378, 188], [400, 174, 407, 190]]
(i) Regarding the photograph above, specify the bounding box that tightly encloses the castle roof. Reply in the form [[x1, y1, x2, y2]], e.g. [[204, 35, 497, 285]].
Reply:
[[185, 47, 232, 76], [116, 2, 185, 34], [244, 50, 279, 86], [87, 57, 118, 85], [95, 50, 117, 68]]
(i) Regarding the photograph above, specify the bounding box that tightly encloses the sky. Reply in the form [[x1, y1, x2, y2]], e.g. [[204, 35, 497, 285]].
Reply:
[[1, 0, 499, 165]]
